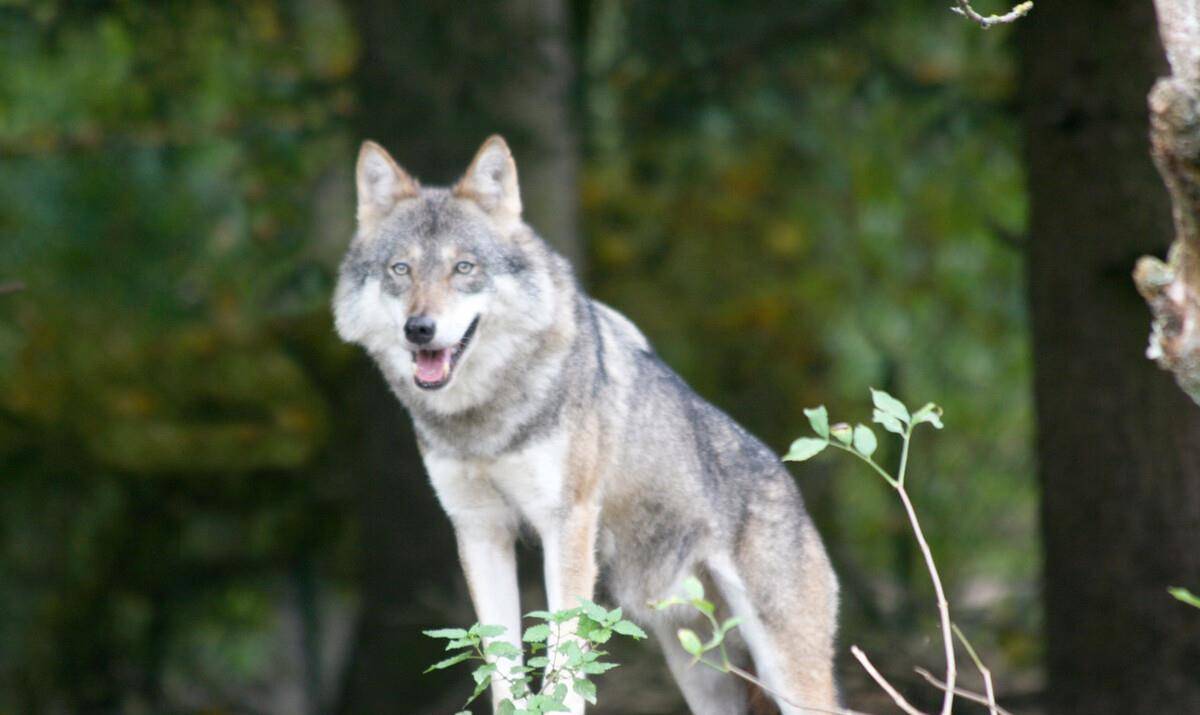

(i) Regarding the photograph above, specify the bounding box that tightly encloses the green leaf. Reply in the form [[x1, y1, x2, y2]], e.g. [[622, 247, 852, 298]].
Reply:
[[523, 623, 551, 642], [575, 614, 601, 639], [528, 656, 549, 669], [424, 650, 473, 673], [691, 598, 715, 616], [830, 423, 853, 445], [912, 402, 944, 429], [651, 596, 685, 610], [853, 424, 877, 457], [498, 700, 517, 715], [446, 637, 475, 649], [485, 641, 522, 659], [588, 628, 613, 644], [577, 598, 608, 623], [870, 388, 910, 423], [574, 677, 598, 704], [803, 406, 829, 438], [550, 608, 580, 623], [872, 408, 905, 435], [423, 627, 469, 640], [525, 610, 555, 620], [612, 619, 648, 639], [561, 639, 584, 667], [1169, 586, 1200, 609], [473, 624, 507, 638], [718, 616, 743, 635], [783, 437, 827, 462], [580, 661, 620, 674], [683, 576, 705, 600], [605, 607, 623, 624], [470, 673, 492, 703], [473, 662, 497, 685], [677, 628, 703, 656], [510, 676, 530, 699]]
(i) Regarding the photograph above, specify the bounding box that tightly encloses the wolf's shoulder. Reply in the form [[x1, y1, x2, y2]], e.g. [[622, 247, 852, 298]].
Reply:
[[588, 299, 650, 353]]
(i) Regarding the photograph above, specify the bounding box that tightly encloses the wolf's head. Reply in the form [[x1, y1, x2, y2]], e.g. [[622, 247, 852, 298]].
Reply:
[[332, 136, 565, 410]]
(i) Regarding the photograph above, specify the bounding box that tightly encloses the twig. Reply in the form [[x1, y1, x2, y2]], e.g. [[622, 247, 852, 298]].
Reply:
[[895, 483, 957, 715], [697, 656, 873, 715], [0, 281, 25, 295], [850, 646, 927, 715], [952, 624, 999, 715], [913, 668, 1011, 715], [949, 0, 1033, 28]]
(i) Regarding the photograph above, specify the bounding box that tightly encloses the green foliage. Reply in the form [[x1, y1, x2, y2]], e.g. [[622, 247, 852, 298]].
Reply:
[[423, 600, 646, 713], [585, 0, 1035, 662], [650, 577, 742, 669], [0, 1, 359, 709], [786, 389, 942, 489], [0, 0, 1037, 709]]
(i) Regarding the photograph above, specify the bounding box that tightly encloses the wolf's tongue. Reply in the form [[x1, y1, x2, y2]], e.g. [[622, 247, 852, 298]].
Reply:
[[415, 349, 451, 383]]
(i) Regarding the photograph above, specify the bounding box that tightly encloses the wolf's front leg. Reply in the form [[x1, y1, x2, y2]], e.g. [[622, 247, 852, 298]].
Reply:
[[454, 522, 524, 711], [538, 503, 601, 714]]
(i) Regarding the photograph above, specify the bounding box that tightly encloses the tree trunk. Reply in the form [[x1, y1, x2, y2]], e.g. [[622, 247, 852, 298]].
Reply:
[[1134, 0, 1200, 404], [499, 0, 583, 268], [1021, 0, 1200, 712], [336, 1, 580, 711]]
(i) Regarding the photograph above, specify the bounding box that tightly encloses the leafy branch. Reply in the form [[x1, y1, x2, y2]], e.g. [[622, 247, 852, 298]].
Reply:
[[657, 390, 1006, 715], [423, 600, 646, 714], [787, 389, 973, 715]]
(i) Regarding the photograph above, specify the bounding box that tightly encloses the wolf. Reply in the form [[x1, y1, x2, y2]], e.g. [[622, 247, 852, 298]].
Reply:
[[332, 136, 840, 714]]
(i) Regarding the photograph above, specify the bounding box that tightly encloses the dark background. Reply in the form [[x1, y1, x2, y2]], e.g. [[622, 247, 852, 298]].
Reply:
[[0, 0, 1195, 713]]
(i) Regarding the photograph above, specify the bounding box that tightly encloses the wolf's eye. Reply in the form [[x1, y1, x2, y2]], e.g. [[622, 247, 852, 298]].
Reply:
[[454, 261, 475, 275], [390, 262, 410, 276]]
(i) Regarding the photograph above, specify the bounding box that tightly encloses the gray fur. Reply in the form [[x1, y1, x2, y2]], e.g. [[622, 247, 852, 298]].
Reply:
[[334, 137, 839, 714]]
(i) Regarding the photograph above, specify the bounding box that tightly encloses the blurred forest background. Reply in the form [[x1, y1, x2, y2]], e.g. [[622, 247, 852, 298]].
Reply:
[[0, 1, 1195, 714]]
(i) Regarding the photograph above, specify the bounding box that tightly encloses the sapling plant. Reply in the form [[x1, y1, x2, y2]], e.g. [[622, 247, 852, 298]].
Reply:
[[655, 389, 1008, 715], [423, 599, 647, 714]]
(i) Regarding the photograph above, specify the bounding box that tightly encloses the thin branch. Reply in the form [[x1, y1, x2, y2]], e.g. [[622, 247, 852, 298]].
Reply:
[[913, 668, 1011, 715], [701, 656, 873, 715], [0, 281, 25, 295], [949, 0, 1033, 28], [951, 624, 999, 715], [895, 476, 957, 715], [850, 646, 927, 715]]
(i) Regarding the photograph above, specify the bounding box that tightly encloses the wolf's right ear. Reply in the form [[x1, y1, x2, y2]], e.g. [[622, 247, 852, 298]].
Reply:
[[356, 140, 418, 231], [453, 135, 522, 222]]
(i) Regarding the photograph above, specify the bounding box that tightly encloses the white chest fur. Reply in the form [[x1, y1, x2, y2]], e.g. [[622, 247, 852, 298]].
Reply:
[[424, 431, 569, 532]]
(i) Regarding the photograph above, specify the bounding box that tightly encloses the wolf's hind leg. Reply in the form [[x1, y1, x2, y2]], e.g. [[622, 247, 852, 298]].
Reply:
[[707, 519, 840, 714], [653, 620, 751, 715]]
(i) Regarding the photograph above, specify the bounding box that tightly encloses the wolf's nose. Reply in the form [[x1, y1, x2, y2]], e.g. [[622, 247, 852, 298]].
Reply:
[[405, 315, 436, 345]]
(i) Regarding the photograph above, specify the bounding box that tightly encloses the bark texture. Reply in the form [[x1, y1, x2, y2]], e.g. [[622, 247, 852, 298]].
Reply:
[[1021, 0, 1200, 713], [1134, 0, 1200, 404]]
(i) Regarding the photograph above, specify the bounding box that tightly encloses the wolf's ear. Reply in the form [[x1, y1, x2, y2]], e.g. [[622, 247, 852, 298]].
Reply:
[[356, 140, 418, 230], [453, 135, 522, 219]]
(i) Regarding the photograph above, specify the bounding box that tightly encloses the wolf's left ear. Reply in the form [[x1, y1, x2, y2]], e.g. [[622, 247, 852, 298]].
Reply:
[[453, 135, 522, 219], [356, 140, 418, 231]]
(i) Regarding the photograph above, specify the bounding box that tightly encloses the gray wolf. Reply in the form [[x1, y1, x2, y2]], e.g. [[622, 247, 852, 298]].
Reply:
[[332, 136, 839, 714]]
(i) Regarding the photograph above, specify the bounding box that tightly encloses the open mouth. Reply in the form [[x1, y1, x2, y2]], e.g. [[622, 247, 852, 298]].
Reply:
[[411, 315, 480, 390]]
